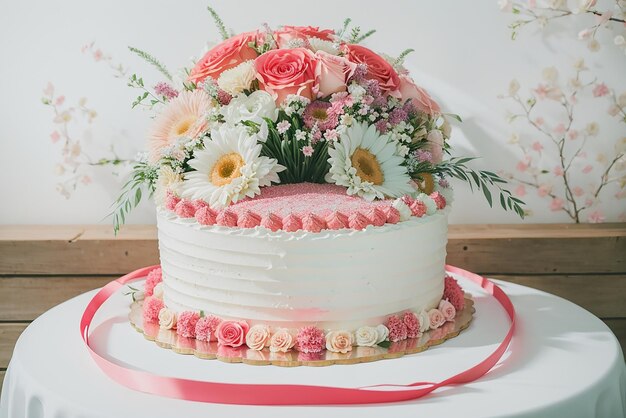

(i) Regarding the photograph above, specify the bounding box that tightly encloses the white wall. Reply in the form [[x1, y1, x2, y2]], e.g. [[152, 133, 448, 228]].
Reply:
[[1, 0, 624, 225]]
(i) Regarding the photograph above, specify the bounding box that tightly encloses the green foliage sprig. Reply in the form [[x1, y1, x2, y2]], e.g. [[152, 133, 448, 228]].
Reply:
[[207, 6, 230, 40], [110, 161, 158, 234], [432, 158, 525, 218], [127, 74, 164, 109], [128, 46, 172, 81]]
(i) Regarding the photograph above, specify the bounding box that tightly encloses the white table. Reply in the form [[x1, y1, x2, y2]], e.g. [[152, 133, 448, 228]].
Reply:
[[1, 277, 625, 418]]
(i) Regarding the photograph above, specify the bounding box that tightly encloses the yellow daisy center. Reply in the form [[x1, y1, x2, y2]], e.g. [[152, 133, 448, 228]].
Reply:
[[351, 147, 384, 185], [415, 173, 435, 194], [312, 108, 328, 121], [172, 117, 196, 136], [210, 153, 245, 187]]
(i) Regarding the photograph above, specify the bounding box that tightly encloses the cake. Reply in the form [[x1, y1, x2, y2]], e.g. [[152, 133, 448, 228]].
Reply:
[[117, 12, 520, 360]]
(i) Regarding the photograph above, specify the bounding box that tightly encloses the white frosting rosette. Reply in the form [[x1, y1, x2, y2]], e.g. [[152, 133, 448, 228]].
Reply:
[[355, 326, 379, 347], [152, 283, 164, 300], [392, 198, 413, 221], [418, 310, 430, 333], [416, 193, 438, 215], [245, 324, 272, 351], [158, 307, 177, 330]]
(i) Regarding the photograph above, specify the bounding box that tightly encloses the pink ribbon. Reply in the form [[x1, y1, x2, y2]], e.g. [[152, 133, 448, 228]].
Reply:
[[80, 265, 515, 405]]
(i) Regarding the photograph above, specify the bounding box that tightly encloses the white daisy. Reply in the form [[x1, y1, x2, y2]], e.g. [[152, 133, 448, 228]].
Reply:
[[182, 126, 285, 208], [326, 121, 413, 201]]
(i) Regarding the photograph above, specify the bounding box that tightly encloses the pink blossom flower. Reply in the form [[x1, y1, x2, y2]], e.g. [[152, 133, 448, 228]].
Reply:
[[276, 120, 291, 134], [587, 210, 605, 223], [585, 197, 595, 207], [296, 326, 326, 353], [386, 315, 408, 342], [515, 184, 527, 197], [550, 198, 564, 212], [568, 130, 579, 140], [534, 84, 562, 100], [142, 296, 164, 323], [177, 311, 200, 338], [516, 160, 530, 173], [93, 49, 103, 61], [573, 186, 585, 197], [144, 267, 162, 296], [608, 106, 620, 117], [592, 83, 609, 97], [195, 315, 222, 342], [534, 117, 545, 126], [443, 275, 465, 311], [538, 184, 551, 197], [553, 123, 566, 135], [50, 131, 61, 143], [582, 165, 593, 174], [55, 96, 65, 106], [302, 145, 314, 157], [324, 129, 339, 141], [532, 141, 544, 152], [553, 166, 564, 176], [154, 82, 179, 100], [81, 176, 92, 185]]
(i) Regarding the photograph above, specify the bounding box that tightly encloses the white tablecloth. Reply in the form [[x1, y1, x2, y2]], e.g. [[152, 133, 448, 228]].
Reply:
[[1, 277, 625, 418]]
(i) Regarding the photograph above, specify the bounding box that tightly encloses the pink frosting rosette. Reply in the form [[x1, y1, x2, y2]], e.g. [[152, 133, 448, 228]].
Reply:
[[216, 320, 250, 347], [428, 308, 446, 329], [343, 44, 401, 97], [439, 299, 457, 321], [245, 324, 272, 351], [325, 330, 353, 353], [269, 328, 296, 353], [255, 48, 318, 104], [398, 74, 441, 116], [188, 32, 259, 84]]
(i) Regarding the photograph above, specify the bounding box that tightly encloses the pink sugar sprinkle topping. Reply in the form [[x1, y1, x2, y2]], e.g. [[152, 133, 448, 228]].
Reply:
[[283, 213, 303, 232], [142, 297, 164, 323], [144, 267, 162, 296], [296, 326, 326, 353], [192, 200, 208, 211], [165, 193, 180, 211], [366, 207, 387, 227], [260, 212, 283, 231], [348, 212, 370, 230], [401, 195, 415, 207], [174, 199, 196, 218], [195, 206, 218, 225], [430, 191, 447, 210], [409, 200, 427, 217], [326, 211, 349, 230], [302, 213, 326, 233], [384, 206, 400, 224], [237, 210, 262, 228], [176, 311, 201, 338], [216, 209, 238, 227]]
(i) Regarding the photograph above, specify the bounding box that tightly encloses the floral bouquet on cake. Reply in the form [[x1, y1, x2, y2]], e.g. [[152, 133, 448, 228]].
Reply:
[[112, 7, 524, 231]]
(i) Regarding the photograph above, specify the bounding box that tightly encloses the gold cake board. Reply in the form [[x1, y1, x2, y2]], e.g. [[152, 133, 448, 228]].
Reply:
[[129, 297, 474, 367]]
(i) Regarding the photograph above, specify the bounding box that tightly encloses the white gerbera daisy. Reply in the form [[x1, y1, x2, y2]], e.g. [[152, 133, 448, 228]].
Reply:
[[326, 122, 413, 201], [182, 126, 285, 208]]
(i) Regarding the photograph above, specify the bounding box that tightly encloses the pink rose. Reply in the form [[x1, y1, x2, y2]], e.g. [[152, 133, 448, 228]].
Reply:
[[428, 308, 446, 329], [245, 324, 271, 351], [398, 74, 441, 116], [188, 32, 259, 84], [216, 320, 249, 347], [325, 330, 353, 353], [269, 328, 296, 353], [438, 299, 456, 321], [314, 51, 357, 98], [274, 26, 335, 48], [255, 48, 318, 104], [343, 44, 401, 97]]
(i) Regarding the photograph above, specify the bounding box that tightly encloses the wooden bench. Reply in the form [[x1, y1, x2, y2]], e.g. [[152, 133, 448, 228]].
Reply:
[[1, 224, 624, 391]]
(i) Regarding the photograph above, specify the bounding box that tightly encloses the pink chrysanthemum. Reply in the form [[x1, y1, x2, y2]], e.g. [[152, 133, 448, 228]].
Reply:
[[296, 326, 326, 353], [386, 315, 408, 342], [144, 267, 162, 296], [142, 297, 165, 323], [430, 192, 447, 210], [443, 276, 465, 311], [177, 311, 201, 338], [165, 192, 180, 211], [174, 199, 196, 218], [403, 312, 420, 339], [302, 101, 339, 131], [154, 82, 179, 100], [195, 315, 223, 342]]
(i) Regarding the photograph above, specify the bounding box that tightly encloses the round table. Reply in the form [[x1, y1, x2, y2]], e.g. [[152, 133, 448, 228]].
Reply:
[[1, 277, 625, 418]]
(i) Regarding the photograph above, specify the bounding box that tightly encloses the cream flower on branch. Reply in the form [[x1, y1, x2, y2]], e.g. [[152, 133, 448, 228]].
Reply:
[[326, 121, 413, 200], [149, 90, 211, 162], [182, 126, 285, 208]]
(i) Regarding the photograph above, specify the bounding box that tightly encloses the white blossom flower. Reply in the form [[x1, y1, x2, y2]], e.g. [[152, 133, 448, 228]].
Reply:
[[221, 90, 278, 127], [308, 37, 339, 55], [508, 79, 520, 96], [217, 60, 256, 96]]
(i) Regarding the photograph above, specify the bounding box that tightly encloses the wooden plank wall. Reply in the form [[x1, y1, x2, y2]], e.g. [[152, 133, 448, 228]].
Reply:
[[0, 224, 624, 393]]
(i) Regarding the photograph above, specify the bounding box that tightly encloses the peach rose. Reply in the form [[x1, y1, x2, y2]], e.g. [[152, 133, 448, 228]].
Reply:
[[398, 74, 441, 116], [255, 48, 318, 104], [188, 32, 259, 85], [314, 51, 357, 98], [216, 320, 249, 347], [325, 330, 353, 353], [274, 25, 335, 48], [427, 129, 444, 163], [269, 328, 296, 353], [343, 44, 401, 97], [245, 324, 271, 351], [428, 308, 446, 329], [439, 299, 457, 321]]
